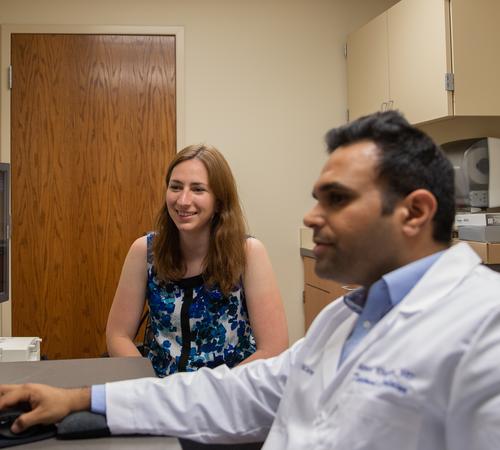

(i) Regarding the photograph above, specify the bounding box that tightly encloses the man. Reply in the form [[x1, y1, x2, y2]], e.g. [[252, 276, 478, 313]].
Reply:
[[2, 111, 500, 449]]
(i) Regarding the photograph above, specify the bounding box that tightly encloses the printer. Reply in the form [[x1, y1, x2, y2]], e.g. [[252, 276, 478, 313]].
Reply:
[[443, 137, 500, 208]]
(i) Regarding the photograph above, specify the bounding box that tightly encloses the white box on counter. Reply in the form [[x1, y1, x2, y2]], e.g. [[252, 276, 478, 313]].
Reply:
[[455, 212, 500, 227], [0, 337, 42, 362]]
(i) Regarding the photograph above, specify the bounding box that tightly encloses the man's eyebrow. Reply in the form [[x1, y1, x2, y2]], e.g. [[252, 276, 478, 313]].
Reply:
[[312, 182, 354, 199]]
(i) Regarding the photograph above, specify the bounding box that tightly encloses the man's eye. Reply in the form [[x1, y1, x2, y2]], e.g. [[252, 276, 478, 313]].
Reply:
[[327, 193, 347, 205]]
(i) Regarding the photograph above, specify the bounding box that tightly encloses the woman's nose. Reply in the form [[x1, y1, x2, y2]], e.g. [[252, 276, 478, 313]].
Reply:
[[177, 189, 192, 205]]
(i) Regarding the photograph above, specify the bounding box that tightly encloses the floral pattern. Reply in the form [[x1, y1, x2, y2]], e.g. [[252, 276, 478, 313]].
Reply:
[[145, 232, 256, 377]]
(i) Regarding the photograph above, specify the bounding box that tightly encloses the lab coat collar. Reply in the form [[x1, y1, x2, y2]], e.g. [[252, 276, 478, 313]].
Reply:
[[326, 242, 481, 385], [395, 242, 481, 316]]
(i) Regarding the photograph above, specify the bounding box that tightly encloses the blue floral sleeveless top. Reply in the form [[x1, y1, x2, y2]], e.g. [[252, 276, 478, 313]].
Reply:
[[145, 232, 256, 377]]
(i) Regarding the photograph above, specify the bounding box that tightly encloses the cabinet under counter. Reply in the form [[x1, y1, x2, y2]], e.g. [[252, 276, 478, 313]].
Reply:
[[302, 254, 356, 332]]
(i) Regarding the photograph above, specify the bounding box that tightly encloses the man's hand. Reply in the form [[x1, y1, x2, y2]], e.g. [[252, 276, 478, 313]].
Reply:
[[0, 384, 91, 433]]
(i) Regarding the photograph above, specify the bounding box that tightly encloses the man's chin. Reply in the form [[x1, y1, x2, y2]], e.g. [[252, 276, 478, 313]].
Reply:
[[314, 258, 350, 284], [313, 260, 334, 280]]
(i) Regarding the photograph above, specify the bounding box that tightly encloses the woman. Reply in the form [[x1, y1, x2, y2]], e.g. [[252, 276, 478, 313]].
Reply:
[[106, 144, 288, 377]]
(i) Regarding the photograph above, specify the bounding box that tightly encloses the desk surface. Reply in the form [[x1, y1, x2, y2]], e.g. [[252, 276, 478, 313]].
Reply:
[[0, 357, 182, 450], [0, 356, 155, 387], [13, 435, 182, 449]]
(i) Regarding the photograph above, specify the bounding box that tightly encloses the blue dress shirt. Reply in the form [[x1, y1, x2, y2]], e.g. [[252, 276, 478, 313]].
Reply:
[[338, 250, 444, 366], [91, 384, 107, 415]]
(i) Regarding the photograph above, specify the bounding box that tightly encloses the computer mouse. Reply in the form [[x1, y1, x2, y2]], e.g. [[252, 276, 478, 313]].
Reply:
[[0, 402, 36, 439]]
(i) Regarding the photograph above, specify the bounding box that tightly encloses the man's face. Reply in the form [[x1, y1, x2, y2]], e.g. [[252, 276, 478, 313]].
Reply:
[[303, 140, 404, 287]]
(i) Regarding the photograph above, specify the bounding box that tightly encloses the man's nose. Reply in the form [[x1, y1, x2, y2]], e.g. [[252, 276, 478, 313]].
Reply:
[[303, 204, 323, 228]]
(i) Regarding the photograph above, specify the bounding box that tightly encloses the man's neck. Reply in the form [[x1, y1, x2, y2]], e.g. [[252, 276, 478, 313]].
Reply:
[[400, 240, 450, 268], [360, 241, 450, 289]]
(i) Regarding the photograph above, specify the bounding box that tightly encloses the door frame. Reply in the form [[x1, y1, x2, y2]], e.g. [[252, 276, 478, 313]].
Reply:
[[0, 24, 185, 336]]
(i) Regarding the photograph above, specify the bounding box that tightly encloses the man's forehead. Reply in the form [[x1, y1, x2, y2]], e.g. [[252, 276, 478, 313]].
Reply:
[[319, 140, 380, 180]]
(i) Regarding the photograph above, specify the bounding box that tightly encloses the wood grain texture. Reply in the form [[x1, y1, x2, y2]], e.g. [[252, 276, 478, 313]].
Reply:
[[12, 34, 176, 359]]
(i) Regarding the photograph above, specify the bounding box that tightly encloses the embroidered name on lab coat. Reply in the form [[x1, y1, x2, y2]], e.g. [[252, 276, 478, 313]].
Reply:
[[353, 363, 416, 395]]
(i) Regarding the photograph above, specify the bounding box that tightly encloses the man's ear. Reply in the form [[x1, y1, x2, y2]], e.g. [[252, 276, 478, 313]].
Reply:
[[398, 189, 438, 237]]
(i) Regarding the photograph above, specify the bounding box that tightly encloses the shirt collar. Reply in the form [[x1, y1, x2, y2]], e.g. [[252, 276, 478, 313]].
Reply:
[[343, 250, 445, 314], [383, 250, 445, 307]]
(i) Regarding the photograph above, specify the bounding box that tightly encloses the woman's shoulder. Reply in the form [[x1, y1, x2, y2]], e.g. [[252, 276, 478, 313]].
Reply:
[[244, 236, 268, 258], [245, 235, 264, 248], [129, 235, 148, 257]]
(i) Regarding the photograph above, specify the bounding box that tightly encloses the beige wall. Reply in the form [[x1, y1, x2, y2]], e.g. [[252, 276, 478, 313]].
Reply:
[[0, 0, 399, 343]]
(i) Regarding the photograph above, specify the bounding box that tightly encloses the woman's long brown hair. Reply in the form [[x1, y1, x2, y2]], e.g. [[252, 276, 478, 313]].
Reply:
[[152, 144, 247, 295]]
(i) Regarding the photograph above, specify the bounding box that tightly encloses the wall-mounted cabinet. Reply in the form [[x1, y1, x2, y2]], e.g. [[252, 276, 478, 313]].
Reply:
[[347, 0, 500, 125], [346, 13, 391, 123]]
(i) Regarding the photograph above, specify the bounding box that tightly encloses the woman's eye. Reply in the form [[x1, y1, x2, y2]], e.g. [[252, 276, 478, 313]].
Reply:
[[169, 184, 182, 191], [193, 187, 206, 193]]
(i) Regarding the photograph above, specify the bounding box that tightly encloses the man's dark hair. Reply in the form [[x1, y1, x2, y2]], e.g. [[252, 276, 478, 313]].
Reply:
[[325, 110, 455, 243]]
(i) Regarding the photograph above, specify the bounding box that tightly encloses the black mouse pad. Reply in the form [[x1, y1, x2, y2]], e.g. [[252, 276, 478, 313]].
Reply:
[[56, 411, 110, 439], [0, 426, 57, 448], [0, 404, 56, 448]]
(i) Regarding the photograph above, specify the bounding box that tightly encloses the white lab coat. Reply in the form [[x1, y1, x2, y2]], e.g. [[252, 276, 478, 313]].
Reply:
[[105, 243, 500, 449]]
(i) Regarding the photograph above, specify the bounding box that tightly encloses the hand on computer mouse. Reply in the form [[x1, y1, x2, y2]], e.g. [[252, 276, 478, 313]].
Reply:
[[0, 402, 32, 438], [0, 402, 58, 442], [0, 383, 91, 434]]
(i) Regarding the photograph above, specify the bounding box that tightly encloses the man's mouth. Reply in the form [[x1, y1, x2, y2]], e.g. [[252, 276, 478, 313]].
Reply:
[[313, 237, 332, 247], [312, 239, 333, 257], [313, 243, 329, 253]]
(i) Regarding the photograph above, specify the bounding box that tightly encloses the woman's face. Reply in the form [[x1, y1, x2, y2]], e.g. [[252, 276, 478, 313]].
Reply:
[[166, 159, 217, 236]]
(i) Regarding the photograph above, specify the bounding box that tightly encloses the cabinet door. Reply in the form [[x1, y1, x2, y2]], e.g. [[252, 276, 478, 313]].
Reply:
[[304, 284, 336, 331], [347, 12, 390, 121], [303, 256, 346, 295], [451, 0, 500, 116], [388, 0, 451, 124], [303, 257, 352, 331]]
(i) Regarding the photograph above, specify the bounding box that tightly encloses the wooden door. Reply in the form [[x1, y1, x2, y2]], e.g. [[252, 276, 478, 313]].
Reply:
[[11, 34, 176, 359], [347, 12, 390, 121]]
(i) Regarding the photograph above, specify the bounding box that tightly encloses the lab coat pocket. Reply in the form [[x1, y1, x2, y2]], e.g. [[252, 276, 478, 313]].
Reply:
[[331, 394, 422, 450]]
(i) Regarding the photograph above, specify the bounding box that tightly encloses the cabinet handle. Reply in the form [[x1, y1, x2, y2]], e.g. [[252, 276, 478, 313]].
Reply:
[[341, 285, 358, 291]]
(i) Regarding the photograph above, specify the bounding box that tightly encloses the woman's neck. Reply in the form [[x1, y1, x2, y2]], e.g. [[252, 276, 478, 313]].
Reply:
[[179, 229, 210, 277]]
